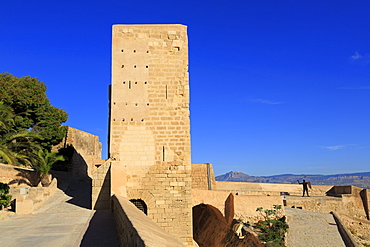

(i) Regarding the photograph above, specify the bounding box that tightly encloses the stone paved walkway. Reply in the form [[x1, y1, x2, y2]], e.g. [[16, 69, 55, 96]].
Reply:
[[285, 208, 346, 247], [0, 174, 119, 247]]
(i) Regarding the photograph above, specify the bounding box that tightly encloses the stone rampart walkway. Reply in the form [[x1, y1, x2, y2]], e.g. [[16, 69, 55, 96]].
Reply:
[[0, 174, 118, 247], [285, 207, 346, 247]]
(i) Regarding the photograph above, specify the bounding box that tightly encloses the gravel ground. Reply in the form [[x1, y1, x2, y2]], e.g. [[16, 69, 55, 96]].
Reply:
[[285, 208, 346, 247]]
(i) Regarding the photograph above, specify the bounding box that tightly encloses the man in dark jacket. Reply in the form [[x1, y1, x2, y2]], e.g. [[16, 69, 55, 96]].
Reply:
[[297, 179, 310, 197]]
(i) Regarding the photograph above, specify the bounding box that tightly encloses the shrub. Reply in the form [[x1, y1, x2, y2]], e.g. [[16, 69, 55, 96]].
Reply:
[[0, 182, 12, 208], [255, 205, 288, 247]]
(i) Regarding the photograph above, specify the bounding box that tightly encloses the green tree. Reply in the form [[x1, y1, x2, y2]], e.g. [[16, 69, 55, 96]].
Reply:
[[0, 182, 12, 208], [0, 103, 41, 165], [0, 130, 42, 166], [0, 73, 68, 150], [0, 104, 15, 132]]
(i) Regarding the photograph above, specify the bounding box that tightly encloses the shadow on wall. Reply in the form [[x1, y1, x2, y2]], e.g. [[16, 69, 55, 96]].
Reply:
[[51, 170, 92, 210], [93, 166, 111, 210], [9, 168, 41, 187], [54, 145, 89, 178], [51, 146, 93, 209], [360, 189, 369, 220]]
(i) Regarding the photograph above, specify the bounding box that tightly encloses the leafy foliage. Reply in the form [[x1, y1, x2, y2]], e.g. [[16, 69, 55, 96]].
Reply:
[[0, 73, 68, 150], [0, 130, 41, 166], [255, 205, 288, 247], [32, 149, 65, 177], [0, 104, 15, 133], [0, 103, 42, 165], [0, 182, 12, 208]]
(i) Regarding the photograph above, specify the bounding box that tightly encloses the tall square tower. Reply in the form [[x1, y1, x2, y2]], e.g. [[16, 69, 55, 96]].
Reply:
[[109, 24, 192, 245]]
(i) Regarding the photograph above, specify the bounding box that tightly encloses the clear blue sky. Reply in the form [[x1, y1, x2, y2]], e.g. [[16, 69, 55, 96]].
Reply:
[[1, 1, 370, 176]]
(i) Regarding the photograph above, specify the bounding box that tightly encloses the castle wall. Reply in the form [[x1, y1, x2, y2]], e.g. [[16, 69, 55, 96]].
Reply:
[[92, 160, 112, 210], [0, 163, 39, 186], [216, 181, 333, 196], [192, 189, 284, 223], [112, 195, 184, 247], [191, 163, 217, 190], [55, 126, 103, 178], [110, 24, 192, 245]]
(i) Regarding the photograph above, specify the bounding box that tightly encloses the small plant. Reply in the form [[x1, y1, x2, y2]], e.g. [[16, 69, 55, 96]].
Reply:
[[0, 182, 12, 209], [32, 149, 65, 187], [255, 205, 288, 247]]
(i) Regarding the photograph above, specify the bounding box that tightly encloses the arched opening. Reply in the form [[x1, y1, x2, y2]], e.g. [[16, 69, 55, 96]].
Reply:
[[130, 199, 147, 215]]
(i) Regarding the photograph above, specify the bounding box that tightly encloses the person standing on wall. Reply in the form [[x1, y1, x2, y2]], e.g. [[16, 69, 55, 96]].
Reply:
[[297, 179, 311, 197]]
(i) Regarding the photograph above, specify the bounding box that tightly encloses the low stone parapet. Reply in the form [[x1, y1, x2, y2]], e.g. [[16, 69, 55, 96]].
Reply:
[[10, 178, 58, 214], [331, 211, 359, 247], [216, 181, 332, 197], [192, 189, 285, 224], [111, 194, 184, 247]]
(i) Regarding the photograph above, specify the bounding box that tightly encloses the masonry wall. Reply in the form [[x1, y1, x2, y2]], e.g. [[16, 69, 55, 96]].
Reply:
[[92, 160, 111, 210], [216, 181, 333, 196], [192, 189, 284, 223], [55, 126, 103, 178], [110, 24, 192, 246], [286, 194, 368, 219], [0, 163, 40, 186], [10, 178, 58, 214], [112, 195, 184, 247], [191, 163, 217, 190]]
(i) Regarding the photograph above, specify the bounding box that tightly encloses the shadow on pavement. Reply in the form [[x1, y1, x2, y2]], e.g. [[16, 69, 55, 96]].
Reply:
[[51, 171, 92, 209], [80, 210, 119, 247]]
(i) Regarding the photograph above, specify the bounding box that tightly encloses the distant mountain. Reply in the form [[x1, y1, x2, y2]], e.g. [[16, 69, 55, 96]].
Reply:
[[215, 171, 370, 189]]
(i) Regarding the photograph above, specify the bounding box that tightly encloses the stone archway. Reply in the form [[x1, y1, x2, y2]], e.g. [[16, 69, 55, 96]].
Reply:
[[127, 189, 155, 215], [130, 199, 148, 215]]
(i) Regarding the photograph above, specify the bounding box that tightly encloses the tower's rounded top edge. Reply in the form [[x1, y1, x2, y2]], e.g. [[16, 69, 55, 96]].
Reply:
[[112, 24, 187, 27]]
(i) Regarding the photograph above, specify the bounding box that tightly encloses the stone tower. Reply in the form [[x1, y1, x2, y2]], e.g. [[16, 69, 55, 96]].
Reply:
[[109, 24, 192, 245]]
